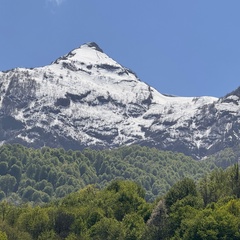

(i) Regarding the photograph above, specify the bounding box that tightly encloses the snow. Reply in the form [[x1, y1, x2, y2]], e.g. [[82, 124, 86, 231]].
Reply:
[[0, 42, 239, 158]]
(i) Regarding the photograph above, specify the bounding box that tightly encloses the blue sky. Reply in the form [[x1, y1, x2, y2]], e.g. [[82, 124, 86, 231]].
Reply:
[[1, 1, 240, 97]]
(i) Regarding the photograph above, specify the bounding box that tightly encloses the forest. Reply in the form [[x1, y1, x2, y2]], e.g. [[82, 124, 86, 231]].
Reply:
[[0, 165, 240, 239], [0, 144, 239, 239], [0, 144, 222, 203]]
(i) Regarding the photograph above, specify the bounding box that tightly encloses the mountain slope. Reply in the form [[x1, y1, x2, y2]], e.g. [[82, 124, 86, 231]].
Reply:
[[0, 42, 239, 158]]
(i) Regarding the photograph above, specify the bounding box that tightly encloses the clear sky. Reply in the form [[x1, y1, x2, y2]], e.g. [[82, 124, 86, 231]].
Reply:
[[1, 0, 240, 97]]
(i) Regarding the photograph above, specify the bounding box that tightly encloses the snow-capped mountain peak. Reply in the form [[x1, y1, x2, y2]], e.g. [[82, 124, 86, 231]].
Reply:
[[0, 42, 239, 159], [83, 42, 104, 52], [54, 42, 118, 67]]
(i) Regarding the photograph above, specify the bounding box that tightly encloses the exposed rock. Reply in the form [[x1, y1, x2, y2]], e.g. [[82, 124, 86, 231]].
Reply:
[[0, 42, 239, 159]]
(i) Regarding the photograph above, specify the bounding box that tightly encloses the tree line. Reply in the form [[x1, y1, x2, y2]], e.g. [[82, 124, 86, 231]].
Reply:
[[0, 144, 219, 203]]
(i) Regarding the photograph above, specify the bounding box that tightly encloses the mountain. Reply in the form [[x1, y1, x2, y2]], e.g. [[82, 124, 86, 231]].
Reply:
[[0, 42, 239, 159]]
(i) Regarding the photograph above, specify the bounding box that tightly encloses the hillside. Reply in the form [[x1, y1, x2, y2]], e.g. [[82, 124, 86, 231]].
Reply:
[[0, 144, 216, 203]]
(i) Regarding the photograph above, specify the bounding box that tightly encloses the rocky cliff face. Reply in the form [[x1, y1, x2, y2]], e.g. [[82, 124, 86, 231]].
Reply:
[[0, 42, 239, 159]]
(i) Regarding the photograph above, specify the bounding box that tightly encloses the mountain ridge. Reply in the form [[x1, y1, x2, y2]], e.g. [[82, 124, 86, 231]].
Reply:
[[0, 42, 239, 159]]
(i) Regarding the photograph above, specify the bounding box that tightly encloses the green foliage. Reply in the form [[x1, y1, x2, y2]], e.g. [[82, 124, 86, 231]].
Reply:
[[0, 180, 149, 239], [0, 144, 217, 203], [147, 164, 240, 240], [198, 165, 240, 206], [1, 143, 240, 239], [104, 180, 147, 221], [175, 207, 240, 240], [89, 217, 124, 240], [206, 146, 239, 169], [0, 231, 7, 240], [2, 143, 240, 238], [122, 213, 146, 240], [53, 208, 75, 238], [165, 178, 198, 209], [0, 175, 16, 197], [17, 206, 50, 239], [0, 165, 240, 239], [0, 221, 32, 240], [37, 230, 60, 240]]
